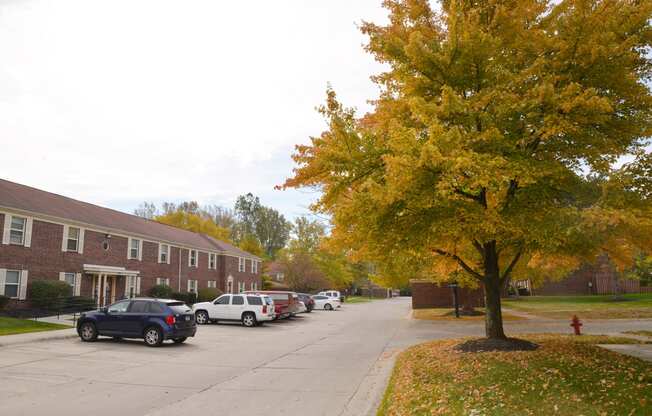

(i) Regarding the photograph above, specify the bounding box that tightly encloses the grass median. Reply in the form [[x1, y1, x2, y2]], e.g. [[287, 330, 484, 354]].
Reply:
[[502, 293, 652, 319], [0, 316, 71, 336], [378, 334, 652, 416]]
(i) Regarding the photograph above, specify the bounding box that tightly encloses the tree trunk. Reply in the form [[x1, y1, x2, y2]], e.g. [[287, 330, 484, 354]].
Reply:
[[483, 242, 506, 339]]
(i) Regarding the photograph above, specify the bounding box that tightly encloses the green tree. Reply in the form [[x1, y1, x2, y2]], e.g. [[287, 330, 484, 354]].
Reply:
[[283, 0, 652, 339], [234, 193, 291, 258]]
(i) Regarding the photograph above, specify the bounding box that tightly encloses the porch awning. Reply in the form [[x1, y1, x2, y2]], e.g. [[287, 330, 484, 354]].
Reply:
[[83, 264, 140, 276]]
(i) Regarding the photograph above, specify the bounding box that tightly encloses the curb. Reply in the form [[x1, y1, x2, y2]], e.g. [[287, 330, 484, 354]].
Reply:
[[0, 328, 78, 347]]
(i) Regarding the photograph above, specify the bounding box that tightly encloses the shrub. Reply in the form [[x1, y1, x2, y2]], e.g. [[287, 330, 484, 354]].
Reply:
[[29, 280, 72, 310], [171, 291, 197, 305], [65, 296, 96, 312], [0, 295, 9, 310], [149, 284, 174, 299], [197, 287, 222, 302]]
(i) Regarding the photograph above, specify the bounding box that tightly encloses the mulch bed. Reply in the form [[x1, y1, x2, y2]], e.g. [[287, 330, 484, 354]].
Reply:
[[454, 337, 539, 352]]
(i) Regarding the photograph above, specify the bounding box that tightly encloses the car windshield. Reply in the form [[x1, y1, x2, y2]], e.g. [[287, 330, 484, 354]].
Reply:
[[166, 302, 191, 314]]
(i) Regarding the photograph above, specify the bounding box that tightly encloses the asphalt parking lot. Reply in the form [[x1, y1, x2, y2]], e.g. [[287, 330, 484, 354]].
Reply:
[[0, 298, 416, 416], [2, 298, 651, 416]]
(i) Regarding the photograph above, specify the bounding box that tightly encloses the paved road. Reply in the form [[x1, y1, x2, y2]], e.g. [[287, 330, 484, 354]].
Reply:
[[0, 298, 419, 416], [1, 298, 651, 416]]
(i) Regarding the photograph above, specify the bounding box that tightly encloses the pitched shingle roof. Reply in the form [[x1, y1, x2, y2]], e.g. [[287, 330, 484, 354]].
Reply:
[[0, 178, 261, 260]]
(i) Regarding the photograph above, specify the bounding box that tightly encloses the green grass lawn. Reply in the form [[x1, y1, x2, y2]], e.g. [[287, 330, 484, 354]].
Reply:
[[378, 334, 652, 416], [0, 317, 71, 336], [624, 330, 652, 338], [345, 296, 374, 303], [502, 293, 652, 319], [413, 308, 523, 321]]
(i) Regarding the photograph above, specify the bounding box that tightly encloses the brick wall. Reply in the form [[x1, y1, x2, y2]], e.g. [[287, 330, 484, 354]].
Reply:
[[0, 214, 259, 302], [534, 256, 641, 296], [222, 255, 262, 293], [410, 280, 485, 309]]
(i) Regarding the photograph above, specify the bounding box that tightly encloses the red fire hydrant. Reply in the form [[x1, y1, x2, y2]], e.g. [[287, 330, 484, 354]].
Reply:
[[570, 315, 583, 335]]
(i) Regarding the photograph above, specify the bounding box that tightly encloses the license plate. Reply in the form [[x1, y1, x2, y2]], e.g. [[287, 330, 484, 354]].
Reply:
[[185, 316, 191, 321]]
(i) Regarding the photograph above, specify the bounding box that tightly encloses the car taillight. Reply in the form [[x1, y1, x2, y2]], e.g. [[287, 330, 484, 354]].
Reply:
[[165, 315, 176, 325], [262, 305, 267, 313]]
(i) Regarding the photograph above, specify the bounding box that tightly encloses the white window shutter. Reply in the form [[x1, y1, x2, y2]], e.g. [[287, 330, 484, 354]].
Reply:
[[74, 273, 82, 296], [19, 270, 28, 300], [59, 272, 66, 281], [0, 269, 6, 296], [127, 238, 132, 259], [158, 244, 162, 263], [61, 225, 69, 251], [24, 218, 33, 247], [187, 279, 191, 292], [78, 229, 85, 254], [167, 246, 171, 264], [188, 251, 192, 267], [136, 276, 141, 295], [2, 215, 11, 245], [138, 240, 143, 261]]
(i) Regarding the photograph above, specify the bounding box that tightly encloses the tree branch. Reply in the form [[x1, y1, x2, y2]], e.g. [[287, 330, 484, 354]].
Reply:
[[500, 249, 523, 284], [433, 249, 484, 281], [472, 240, 485, 258]]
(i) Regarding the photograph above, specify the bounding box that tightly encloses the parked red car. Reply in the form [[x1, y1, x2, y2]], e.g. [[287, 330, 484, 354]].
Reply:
[[245, 291, 299, 319]]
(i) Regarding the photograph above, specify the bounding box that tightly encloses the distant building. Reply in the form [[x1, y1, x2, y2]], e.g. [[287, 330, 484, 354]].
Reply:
[[517, 255, 650, 296]]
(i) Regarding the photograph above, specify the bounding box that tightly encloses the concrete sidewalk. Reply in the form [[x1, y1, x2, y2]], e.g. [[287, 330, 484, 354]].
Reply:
[[598, 344, 652, 362], [0, 327, 77, 347]]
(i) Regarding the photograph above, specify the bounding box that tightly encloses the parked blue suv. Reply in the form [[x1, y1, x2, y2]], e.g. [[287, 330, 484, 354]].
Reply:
[[77, 298, 197, 347]]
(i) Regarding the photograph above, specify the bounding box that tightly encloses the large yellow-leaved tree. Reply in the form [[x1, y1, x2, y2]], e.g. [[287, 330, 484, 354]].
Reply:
[[283, 0, 652, 339]]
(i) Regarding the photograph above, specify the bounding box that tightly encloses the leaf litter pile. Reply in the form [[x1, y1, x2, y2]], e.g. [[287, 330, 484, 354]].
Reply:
[[378, 335, 652, 416]]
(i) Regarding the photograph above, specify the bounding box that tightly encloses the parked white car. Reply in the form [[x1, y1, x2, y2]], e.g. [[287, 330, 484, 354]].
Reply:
[[318, 290, 343, 302], [193, 294, 275, 327], [312, 295, 341, 311]]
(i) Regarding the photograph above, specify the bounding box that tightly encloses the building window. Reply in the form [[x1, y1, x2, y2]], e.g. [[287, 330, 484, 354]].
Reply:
[[63, 272, 76, 287], [9, 216, 26, 245], [66, 227, 80, 252], [129, 238, 141, 260], [189, 250, 197, 267], [4, 270, 21, 298], [208, 280, 217, 288], [237, 281, 245, 293], [277, 273, 284, 282], [250, 282, 257, 291], [251, 260, 258, 274], [156, 277, 170, 286], [209, 253, 216, 269], [238, 257, 245, 272], [188, 279, 198, 293], [159, 244, 169, 263]]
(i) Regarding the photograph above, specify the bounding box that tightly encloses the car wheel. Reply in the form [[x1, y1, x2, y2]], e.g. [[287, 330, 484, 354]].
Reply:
[[325, 303, 333, 311], [79, 322, 98, 342], [195, 310, 209, 325], [242, 312, 257, 327], [173, 337, 187, 344], [144, 326, 163, 347]]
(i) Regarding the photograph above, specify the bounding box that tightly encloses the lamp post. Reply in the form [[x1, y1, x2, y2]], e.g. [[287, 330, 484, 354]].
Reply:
[[448, 281, 460, 318]]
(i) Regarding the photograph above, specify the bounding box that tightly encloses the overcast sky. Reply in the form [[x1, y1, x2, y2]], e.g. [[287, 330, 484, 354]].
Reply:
[[0, 0, 389, 219]]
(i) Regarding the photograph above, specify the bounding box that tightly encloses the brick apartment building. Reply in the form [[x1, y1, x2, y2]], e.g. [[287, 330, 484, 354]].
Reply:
[[0, 179, 262, 307]]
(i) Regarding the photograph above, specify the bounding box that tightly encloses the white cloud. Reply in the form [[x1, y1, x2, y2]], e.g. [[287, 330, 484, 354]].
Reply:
[[0, 0, 388, 217]]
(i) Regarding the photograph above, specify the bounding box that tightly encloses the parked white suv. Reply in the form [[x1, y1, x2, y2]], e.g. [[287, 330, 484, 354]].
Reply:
[[193, 294, 275, 327], [318, 290, 343, 302]]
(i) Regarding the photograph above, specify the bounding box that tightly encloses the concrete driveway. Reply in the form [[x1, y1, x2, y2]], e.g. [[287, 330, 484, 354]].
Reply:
[[1, 298, 651, 416]]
